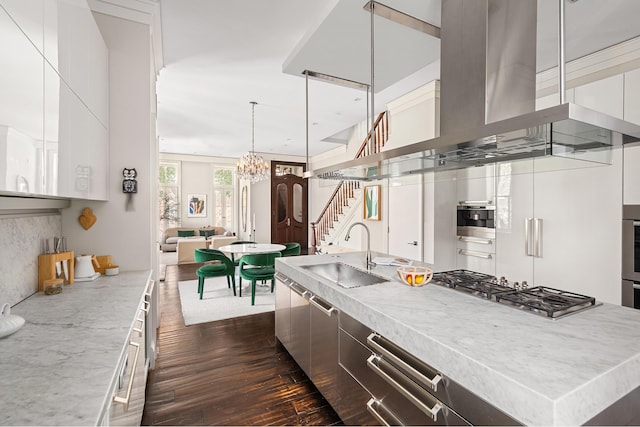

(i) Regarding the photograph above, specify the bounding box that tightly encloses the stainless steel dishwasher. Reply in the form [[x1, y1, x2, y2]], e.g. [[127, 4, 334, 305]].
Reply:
[[289, 281, 311, 375], [338, 312, 521, 426], [309, 294, 339, 404]]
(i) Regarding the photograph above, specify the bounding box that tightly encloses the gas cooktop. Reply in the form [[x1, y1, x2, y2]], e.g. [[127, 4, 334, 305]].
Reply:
[[431, 269, 598, 319]]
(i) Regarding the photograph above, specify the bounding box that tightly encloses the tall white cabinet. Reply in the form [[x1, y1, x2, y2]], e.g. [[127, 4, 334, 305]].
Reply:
[[0, 0, 109, 200], [494, 154, 623, 305]]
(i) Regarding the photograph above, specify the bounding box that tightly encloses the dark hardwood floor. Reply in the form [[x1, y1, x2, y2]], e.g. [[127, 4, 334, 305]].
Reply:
[[142, 263, 343, 426]]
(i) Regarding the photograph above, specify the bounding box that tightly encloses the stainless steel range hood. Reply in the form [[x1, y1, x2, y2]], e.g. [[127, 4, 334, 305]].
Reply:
[[310, 0, 640, 181]]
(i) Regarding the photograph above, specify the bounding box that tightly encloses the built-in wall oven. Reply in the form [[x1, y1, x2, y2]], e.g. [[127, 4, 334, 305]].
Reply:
[[456, 201, 496, 275], [622, 205, 640, 309], [456, 201, 495, 239]]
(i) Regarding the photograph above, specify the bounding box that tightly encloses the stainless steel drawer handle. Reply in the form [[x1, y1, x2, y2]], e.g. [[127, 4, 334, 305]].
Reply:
[[366, 332, 442, 392], [459, 200, 492, 206], [458, 236, 493, 245], [140, 300, 150, 313], [458, 249, 492, 259], [366, 398, 402, 427], [309, 296, 336, 317], [144, 279, 155, 297], [132, 314, 145, 336], [367, 355, 443, 422], [113, 340, 140, 411]]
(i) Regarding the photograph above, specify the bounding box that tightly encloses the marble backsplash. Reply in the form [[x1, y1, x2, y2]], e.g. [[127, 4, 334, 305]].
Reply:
[[0, 214, 62, 306]]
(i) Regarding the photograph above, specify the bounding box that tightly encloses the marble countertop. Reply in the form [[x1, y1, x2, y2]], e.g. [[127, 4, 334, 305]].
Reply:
[[0, 271, 151, 426], [276, 252, 640, 426]]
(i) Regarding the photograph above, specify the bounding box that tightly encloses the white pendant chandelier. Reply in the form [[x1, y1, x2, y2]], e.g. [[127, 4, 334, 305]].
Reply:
[[236, 101, 269, 183]]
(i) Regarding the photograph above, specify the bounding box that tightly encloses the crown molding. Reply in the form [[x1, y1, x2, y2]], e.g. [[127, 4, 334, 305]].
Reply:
[[88, 0, 164, 75]]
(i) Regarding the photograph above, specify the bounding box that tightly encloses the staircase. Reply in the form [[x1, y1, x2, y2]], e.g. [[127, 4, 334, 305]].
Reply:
[[310, 111, 389, 249]]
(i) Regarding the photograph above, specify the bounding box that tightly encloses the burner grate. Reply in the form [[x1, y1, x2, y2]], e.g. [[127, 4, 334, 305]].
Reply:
[[495, 286, 596, 318], [431, 270, 598, 318], [431, 269, 512, 299]]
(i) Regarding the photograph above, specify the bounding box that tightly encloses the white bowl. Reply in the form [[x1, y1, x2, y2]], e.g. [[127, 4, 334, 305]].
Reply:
[[105, 266, 119, 276], [396, 266, 433, 287]]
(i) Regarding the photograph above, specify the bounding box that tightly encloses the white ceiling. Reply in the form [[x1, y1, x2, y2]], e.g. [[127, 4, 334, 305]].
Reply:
[[157, 0, 640, 160]]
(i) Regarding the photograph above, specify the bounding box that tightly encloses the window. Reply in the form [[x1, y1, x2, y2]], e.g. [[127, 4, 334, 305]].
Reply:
[[213, 167, 234, 230], [159, 162, 180, 232]]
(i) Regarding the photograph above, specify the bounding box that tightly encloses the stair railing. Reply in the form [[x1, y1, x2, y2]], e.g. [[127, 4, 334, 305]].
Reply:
[[310, 111, 389, 249]]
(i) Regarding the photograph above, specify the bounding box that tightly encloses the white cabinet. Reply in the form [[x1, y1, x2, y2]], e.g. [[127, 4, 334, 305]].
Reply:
[[623, 69, 640, 204], [0, 0, 108, 199], [624, 68, 640, 125], [0, 0, 44, 53], [455, 165, 497, 274], [623, 142, 640, 204], [456, 164, 496, 204], [0, 5, 44, 195], [101, 278, 156, 426], [574, 74, 624, 119], [45, 0, 108, 126], [494, 155, 623, 304]]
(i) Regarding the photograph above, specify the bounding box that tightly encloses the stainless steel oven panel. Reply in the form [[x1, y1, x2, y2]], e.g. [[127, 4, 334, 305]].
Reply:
[[622, 279, 640, 309], [457, 226, 496, 239], [457, 205, 496, 239], [622, 219, 640, 282]]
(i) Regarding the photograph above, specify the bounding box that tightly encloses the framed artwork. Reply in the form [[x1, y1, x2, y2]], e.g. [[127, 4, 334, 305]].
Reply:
[[187, 193, 207, 217], [364, 185, 380, 221]]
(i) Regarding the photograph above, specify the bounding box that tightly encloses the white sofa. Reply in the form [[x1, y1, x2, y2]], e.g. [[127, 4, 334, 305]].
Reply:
[[160, 226, 229, 252], [176, 235, 238, 264]]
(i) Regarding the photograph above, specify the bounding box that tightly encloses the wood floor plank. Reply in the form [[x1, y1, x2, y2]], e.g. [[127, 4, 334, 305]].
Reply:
[[142, 262, 343, 426]]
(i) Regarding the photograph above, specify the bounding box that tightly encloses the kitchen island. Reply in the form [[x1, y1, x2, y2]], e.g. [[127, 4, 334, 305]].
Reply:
[[0, 271, 152, 426], [276, 252, 640, 426]]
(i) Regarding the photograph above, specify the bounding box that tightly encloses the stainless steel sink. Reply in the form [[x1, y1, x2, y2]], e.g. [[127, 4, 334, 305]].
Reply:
[[301, 262, 388, 288]]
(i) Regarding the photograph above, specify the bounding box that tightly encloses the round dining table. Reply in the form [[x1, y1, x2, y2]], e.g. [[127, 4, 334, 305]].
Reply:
[[218, 243, 286, 255]]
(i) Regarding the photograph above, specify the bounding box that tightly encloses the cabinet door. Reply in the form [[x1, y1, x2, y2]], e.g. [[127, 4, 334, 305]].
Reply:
[[624, 69, 640, 125], [495, 161, 534, 285], [309, 296, 339, 404], [532, 154, 623, 303], [0, 6, 44, 195], [0, 0, 44, 53], [456, 164, 496, 204], [274, 278, 291, 349], [109, 325, 146, 425], [289, 285, 310, 375], [574, 74, 624, 119], [624, 143, 640, 204]]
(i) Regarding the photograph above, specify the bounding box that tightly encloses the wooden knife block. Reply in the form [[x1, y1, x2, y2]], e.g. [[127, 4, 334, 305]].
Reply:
[[38, 251, 75, 291]]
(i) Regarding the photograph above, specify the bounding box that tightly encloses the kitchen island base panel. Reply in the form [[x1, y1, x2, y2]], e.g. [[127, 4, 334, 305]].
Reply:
[[585, 385, 640, 426]]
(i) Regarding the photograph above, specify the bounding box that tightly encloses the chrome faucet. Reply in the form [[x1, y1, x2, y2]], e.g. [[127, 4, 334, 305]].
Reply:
[[345, 222, 376, 269]]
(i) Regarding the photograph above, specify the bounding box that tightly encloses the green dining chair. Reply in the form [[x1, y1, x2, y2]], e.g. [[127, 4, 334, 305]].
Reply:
[[238, 252, 281, 305], [229, 240, 256, 267], [281, 242, 301, 257], [194, 248, 236, 300]]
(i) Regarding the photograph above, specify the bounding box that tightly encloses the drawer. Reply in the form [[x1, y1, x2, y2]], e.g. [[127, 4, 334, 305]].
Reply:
[[339, 330, 469, 426], [456, 251, 496, 276], [456, 235, 496, 254]]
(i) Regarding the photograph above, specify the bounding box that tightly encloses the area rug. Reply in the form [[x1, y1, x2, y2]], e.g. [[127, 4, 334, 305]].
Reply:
[[177, 277, 275, 326]]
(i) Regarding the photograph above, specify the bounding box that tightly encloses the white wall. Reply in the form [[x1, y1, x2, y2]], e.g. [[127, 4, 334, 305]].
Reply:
[[61, 13, 154, 274], [160, 152, 306, 243]]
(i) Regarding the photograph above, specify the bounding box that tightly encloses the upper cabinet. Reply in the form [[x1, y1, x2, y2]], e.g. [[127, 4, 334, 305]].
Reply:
[[623, 69, 640, 205], [0, 0, 108, 200], [574, 74, 624, 119]]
